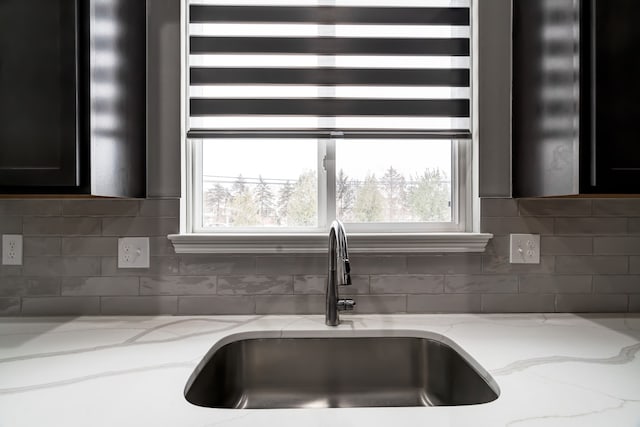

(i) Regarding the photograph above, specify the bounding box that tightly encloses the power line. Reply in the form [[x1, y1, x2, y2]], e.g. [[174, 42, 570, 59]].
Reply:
[[203, 175, 295, 185], [203, 174, 452, 187]]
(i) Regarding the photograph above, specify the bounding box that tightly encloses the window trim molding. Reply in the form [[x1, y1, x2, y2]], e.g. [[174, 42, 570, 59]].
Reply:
[[168, 232, 492, 254]]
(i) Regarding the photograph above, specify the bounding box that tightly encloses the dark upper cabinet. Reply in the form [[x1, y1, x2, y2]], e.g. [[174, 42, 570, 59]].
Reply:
[[0, 0, 146, 197], [0, 1, 79, 188], [588, 0, 640, 193], [513, 0, 640, 197]]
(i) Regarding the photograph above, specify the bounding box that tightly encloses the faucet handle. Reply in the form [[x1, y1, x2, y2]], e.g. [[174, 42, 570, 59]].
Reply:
[[337, 299, 356, 311]]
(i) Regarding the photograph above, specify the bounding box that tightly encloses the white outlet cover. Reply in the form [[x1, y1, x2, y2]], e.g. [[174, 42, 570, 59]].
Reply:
[[509, 234, 541, 264], [2, 235, 23, 266], [118, 237, 150, 269]]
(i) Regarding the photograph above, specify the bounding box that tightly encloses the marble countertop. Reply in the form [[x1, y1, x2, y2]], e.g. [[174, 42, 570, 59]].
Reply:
[[0, 314, 639, 427]]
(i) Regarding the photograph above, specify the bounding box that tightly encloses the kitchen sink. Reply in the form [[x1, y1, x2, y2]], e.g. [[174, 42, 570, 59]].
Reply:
[[184, 332, 499, 409]]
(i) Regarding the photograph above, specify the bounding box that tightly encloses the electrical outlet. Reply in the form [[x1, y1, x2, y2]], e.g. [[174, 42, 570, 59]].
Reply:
[[2, 235, 23, 266], [118, 237, 150, 269], [510, 234, 540, 264]]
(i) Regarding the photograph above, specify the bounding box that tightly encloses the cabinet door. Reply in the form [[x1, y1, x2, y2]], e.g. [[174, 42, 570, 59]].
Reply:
[[512, 0, 581, 197], [0, 0, 79, 188], [586, 0, 640, 193]]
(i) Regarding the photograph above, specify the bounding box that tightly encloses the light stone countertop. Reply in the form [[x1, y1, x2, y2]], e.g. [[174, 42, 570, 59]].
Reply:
[[0, 314, 639, 427]]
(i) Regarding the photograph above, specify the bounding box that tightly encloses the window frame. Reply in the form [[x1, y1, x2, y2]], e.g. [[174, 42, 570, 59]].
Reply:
[[171, 0, 491, 254], [187, 138, 470, 234]]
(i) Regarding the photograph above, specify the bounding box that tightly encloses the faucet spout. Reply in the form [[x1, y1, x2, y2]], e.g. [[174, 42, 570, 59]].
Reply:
[[326, 220, 355, 326]]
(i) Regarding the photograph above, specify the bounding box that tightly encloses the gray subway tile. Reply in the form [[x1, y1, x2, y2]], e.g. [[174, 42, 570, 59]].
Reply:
[[480, 198, 518, 217], [62, 237, 118, 256], [482, 294, 555, 313], [632, 257, 640, 274], [407, 255, 482, 275], [255, 295, 324, 314], [23, 257, 101, 277], [555, 294, 628, 313], [630, 296, 640, 312], [23, 237, 61, 256], [101, 296, 178, 315], [101, 256, 180, 276], [554, 218, 628, 235], [22, 297, 101, 315], [141, 276, 216, 295], [23, 217, 102, 236], [349, 255, 407, 274], [0, 266, 22, 277], [628, 219, 640, 234], [0, 298, 20, 315], [101, 217, 179, 236], [482, 255, 555, 274], [480, 217, 554, 235], [407, 294, 481, 313], [556, 256, 628, 274], [62, 277, 139, 296], [180, 256, 255, 275], [445, 275, 518, 293], [518, 199, 591, 217], [62, 217, 102, 236], [0, 216, 22, 234], [62, 200, 139, 216], [23, 217, 63, 235], [0, 277, 60, 297], [0, 200, 62, 216], [217, 275, 293, 295], [178, 296, 255, 315], [293, 275, 327, 294], [540, 237, 593, 255], [139, 199, 180, 217], [484, 236, 510, 257], [294, 275, 370, 295], [594, 237, 640, 255], [592, 199, 640, 216], [256, 256, 326, 275], [350, 295, 407, 314], [593, 276, 640, 294], [370, 275, 443, 294], [149, 237, 176, 255], [338, 285, 374, 300], [519, 275, 592, 294]]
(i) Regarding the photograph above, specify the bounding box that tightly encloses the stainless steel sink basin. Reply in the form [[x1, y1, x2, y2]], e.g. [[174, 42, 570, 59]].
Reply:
[[185, 332, 499, 409]]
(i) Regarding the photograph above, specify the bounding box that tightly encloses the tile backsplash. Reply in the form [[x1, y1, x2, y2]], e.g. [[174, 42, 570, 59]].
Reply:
[[1, 198, 639, 315]]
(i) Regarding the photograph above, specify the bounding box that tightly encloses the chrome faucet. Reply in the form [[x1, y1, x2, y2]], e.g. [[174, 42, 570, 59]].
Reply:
[[326, 220, 355, 326]]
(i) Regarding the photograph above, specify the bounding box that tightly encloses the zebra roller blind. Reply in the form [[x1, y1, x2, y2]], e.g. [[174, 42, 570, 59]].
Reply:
[[187, 0, 471, 139]]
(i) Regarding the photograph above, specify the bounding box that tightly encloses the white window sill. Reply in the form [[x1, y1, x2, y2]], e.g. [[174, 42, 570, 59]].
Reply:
[[167, 232, 493, 254]]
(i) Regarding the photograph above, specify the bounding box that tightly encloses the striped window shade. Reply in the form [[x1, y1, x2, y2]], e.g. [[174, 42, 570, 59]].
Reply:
[[187, 0, 471, 139]]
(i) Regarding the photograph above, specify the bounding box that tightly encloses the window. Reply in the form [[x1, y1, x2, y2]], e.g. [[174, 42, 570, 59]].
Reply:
[[177, 0, 487, 252]]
